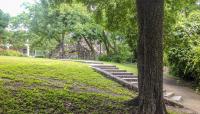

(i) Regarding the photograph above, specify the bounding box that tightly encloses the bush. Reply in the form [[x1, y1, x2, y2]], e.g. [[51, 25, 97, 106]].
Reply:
[[35, 55, 45, 58], [168, 46, 200, 86], [0, 49, 23, 57], [98, 54, 112, 62], [163, 52, 169, 66], [98, 44, 133, 63], [167, 10, 200, 88]]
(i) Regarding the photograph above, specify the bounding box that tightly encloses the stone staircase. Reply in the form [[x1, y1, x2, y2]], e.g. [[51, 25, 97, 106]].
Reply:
[[70, 60, 184, 107]]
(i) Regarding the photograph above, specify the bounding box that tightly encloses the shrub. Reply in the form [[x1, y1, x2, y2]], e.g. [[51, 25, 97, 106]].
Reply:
[[167, 10, 200, 88], [168, 45, 200, 86], [98, 44, 133, 63], [98, 54, 112, 62], [0, 50, 23, 57], [35, 55, 45, 58], [163, 52, 169, 66]]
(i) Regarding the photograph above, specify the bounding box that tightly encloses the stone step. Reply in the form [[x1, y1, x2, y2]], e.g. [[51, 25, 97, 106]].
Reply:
[[169, 96, 183, 102], [90, 64, 104, 66], [130, 82, 138, 84], [164, 92, 175, 98], [73, 60, 103, 64], [115, 75, 137, 78], [122, 78, 138, 82], [89, 61, 184, 107], [92, 66, 117, 69], [97, 67, 119, 70], [86, 62, 104, 64], [89, 63, 104, 65], [104, 69, 127, 72], [111, 72, 133, 75], [92, 65, 116, 67]]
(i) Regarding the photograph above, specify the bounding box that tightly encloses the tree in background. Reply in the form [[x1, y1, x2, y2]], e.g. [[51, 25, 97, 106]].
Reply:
[[0, 10, 9, 44], [28, 1, 93, 58], [73, 22, 103, 59], [78, 0, 138, 62]]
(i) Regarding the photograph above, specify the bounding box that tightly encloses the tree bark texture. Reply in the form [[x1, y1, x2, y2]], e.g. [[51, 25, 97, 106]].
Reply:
[[136, 0, 166, 114]]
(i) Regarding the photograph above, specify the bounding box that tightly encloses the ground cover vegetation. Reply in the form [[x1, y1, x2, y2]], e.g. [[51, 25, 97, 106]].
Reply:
[[0, 56, 137, 113]]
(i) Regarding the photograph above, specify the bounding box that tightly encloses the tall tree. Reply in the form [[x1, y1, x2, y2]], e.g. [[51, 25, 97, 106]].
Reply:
[[136, 0, 166, 114], [0, 10, 9, 43], [26, 1, 92, 58]]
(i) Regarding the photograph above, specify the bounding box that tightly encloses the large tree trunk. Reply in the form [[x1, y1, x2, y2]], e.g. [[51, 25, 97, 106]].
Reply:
[[136, 0, 166, 114]]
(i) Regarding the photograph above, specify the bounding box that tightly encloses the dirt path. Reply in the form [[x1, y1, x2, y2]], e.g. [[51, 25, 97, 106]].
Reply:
[[164, 76, 200, 113]]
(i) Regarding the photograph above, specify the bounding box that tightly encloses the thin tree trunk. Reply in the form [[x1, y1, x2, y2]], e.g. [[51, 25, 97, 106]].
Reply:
[[60, 33, 65, 59], [77, 40, 81, 59], [83, 37, 96, 60], [136, 0, 166, 114], [100, 42, 102, 55], [102, 31, 111, 55]]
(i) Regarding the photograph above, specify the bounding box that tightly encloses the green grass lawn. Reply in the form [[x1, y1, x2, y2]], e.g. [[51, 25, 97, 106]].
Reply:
[[0, 56, 137, 113], [0, 57, 182, 113]]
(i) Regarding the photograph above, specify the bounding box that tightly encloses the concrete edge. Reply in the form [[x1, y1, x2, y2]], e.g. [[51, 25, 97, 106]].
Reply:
[[92, 67, 138, 91], [91, 67, 184, 108]]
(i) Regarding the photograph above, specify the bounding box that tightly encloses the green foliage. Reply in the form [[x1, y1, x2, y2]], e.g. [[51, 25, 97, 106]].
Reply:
[[168, 47, 200, 85], [77, 0, 138, 59], [0, 50, 23, 57], [99, 43, 132, 63], [163, 52, 169, 66], [0, 10, 9, 43], [0, 56, 136, 113], [98, 54, 112, 62], [0, 10, 9, 33], [164, 0, 197, 49], [6, 1, 96, 56], [73, 22, 103, 41], [168, 10, 200, 86], [112, 44, 133, 63], [35, 55, 45, 58], [26, 1, 96, 57]]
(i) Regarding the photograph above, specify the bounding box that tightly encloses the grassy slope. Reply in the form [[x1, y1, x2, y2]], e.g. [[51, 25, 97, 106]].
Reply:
[[0, 56, 137, 113]]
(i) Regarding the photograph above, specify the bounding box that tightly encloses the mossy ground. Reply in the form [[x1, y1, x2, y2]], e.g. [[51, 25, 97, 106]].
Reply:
[[0, 56, 137, 113]]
